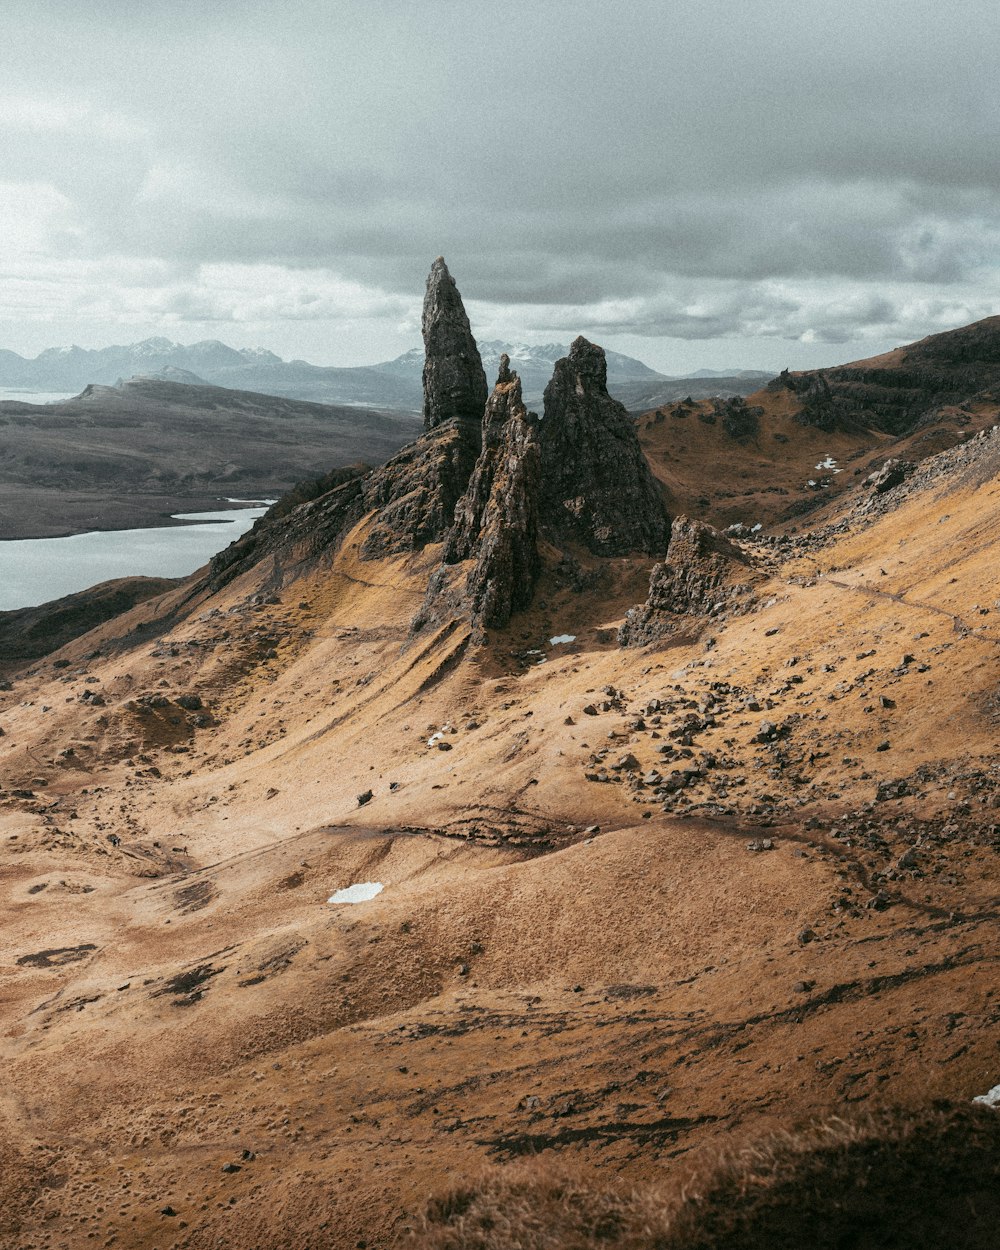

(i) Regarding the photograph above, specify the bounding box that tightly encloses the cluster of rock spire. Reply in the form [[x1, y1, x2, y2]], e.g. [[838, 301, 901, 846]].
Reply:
[[210, 256, 711, 641], [380, 257, 670, 635]]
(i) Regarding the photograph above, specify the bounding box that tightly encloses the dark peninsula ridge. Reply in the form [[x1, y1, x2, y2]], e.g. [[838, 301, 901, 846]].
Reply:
[[0, 378, 420, 539]]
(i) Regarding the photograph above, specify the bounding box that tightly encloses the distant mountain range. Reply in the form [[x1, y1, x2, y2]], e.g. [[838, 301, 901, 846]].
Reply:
[[0, 336, 773, 412]]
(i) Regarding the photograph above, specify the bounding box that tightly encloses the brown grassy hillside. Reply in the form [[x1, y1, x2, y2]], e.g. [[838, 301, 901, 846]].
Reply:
[[1, 321, 998, 1249]]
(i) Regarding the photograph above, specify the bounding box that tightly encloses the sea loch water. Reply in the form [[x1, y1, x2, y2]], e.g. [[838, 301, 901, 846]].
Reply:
[[0, 503, 271, 611]]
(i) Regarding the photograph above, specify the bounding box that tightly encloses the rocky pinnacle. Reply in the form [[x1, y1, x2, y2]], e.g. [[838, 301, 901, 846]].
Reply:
[[446, 357, 541, 620], [540, 336, 669, 555], [421, 257, 488, 432], [413, 356, 541, 635]]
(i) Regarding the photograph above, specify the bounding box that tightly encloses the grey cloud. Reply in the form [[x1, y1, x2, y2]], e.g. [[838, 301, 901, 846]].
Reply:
[[2, 0, 1000, 359]]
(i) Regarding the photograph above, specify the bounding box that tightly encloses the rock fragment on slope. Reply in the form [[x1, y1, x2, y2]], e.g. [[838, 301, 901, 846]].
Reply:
[[619, 515, 760, 646], [540, 336, 669, 555]]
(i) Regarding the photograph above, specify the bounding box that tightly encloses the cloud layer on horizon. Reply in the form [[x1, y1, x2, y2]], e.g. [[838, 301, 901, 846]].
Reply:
[[2, 0, 999, 370]]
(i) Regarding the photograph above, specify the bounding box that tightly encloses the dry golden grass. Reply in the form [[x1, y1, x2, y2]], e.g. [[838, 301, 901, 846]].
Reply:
[[414, 1103, 1000, 1250]]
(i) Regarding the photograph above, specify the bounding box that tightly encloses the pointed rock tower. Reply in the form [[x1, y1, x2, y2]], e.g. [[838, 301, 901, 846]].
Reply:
[[359, 258, 486, 559], [446, 355, 541, 623], [421, 257, 489, 432], [540, 337, 669, 555]]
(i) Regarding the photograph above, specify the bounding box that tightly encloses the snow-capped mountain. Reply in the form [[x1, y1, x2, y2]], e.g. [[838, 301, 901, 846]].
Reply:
[[0, 337, 768, 412]]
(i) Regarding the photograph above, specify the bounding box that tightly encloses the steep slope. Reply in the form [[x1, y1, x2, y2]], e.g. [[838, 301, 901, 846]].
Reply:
[[1, 290, 998, 1250]]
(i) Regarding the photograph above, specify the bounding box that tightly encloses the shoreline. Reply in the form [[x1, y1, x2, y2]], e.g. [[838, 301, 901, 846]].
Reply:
[[0, 489, 276, 541]]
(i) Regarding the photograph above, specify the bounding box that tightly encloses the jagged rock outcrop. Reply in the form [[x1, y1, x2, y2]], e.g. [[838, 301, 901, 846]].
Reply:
[[540, 337, 669, 555], [358, 422, 480, 559], [208, 469, 368, 589], [414, 357, 541, 635], [359, 258, 486, 558], [768, 316, 1000, 435], [421, 257, 489, 432], [619, 516, 759, 646], [866, 458, 916, 494], [712, 394, 763, 441]]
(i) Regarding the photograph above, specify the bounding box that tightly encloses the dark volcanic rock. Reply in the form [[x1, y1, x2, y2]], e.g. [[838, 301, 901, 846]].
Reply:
[[770, 315, 1000, 435], [359, 258, 486, 558], [866, 458, 916, 494], [421, 257, 489, 433], [358, 421, 481, 560], [414, 358, 542, 635], [451, 360, 542, 627], [209, 469, 367, 589], [713, 395, 763, 441], [540, 337, 669, 555], [619, 516, 759, 646]]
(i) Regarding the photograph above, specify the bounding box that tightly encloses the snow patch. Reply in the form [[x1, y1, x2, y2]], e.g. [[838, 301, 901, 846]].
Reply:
[[973, 1083, 1000, 1108], [549, 634, 576, 645], [328, 882, 383, 905]]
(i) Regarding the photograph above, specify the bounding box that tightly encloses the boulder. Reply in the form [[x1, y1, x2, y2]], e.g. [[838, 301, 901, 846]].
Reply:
[[866, 458, 916, 494]]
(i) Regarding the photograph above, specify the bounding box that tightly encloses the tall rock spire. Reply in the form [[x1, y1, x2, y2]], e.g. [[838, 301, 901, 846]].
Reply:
[[539, 336, 669, 555], [445, 357, 541, 621], [356, 259, 485, 558], [412, 357, 542, 636], [421, 257, 488, 432]]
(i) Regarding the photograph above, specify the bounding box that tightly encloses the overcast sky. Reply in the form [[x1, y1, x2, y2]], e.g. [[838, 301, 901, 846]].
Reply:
[[3, 0, 999, 373]]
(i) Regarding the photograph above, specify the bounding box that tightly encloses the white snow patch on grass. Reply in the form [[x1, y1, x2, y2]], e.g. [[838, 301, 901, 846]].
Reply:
[[550, 634, 576, 645], [973, 1083, 1000, 1107], [328, 882, 384, 905]]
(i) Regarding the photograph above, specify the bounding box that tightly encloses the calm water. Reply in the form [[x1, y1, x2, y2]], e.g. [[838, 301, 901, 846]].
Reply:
[[0, 504, 271, 611], [0, 388, 79, 404]]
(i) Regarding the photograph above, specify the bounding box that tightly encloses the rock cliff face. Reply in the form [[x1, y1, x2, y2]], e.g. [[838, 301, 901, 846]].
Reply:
[[449, 358, 541, 627], [540, 337, 669, 555], [206, 271, 674, 633], [209, 469, 367, 588], [769, 315, 1000, 436], [414, 357, 541, 635], [359, 258, 485, 559], [421, 257, 489, 432], [619, 516, 758, 646], [358, 422, 480, 560]]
